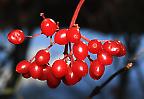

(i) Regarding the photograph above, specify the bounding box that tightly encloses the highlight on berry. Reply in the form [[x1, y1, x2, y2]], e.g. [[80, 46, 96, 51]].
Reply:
[[7, 0, 126, 89]]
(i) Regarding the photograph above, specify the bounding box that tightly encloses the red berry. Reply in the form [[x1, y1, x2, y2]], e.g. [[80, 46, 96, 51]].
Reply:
[[71, 60, 88, 77], [16, 60, 30, 73], [7, 29, 25, 44], [67, 27, 81, 43], [47, 67, 61, 88], [73, 41, 88, 60], [35, 49, 50, 66], [22, 72, 31, 79], [52, 60, 68, 78], [114, 40, 126, 56], [38, 65, 51, 81], [88, 39, 102, 54], [47, 79, 61, 89], [41, 18, 57, 36], [97, 50, 113, 65], [89, 60, 105, 80], [29, 62, 43, 79], [54, 29, 69, 45], [103, 40, 121, 56], [63, 67, 81, 86]]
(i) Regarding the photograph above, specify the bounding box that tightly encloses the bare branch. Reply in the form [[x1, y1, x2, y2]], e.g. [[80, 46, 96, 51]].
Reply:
[[87, 49, 144, 99]]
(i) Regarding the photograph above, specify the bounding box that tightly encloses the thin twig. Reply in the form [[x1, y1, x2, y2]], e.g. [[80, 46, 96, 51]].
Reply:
[[87, 49, 144, 99], [88, 62, 134, 98]]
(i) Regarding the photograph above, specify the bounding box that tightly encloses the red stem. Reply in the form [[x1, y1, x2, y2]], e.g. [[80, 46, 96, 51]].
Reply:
[[25, 33, 41, 38], [67, 0, 85, 63], [69, 0, 85, 28], [69, 50, 74, 64], [45, 42, 55, 50], [81, 35, 109, 43], [81, 35, 91, 42], [62, 50, 74, 61], [29, 56, 35, 63]]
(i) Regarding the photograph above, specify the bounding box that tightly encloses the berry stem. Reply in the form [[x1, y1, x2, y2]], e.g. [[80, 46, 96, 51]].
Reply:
[[46, 42, 55, 50], [69, 50, 74, 64], [81, 35, 91, 42], [63, 44, 68, 55], [87, 55, 93, 62], [63, 54, 69, 61], [56, 22, 60, 31], [69, 0, 85, 28], [62, 50, 74, 62], [40, 13, 46, 19], [68, 42, 72, 52], [67, 0, 85, 63], [50, 36, 53, 45], [25, 33, 41, 38], [81, 35, 109, 43], [29, 56, 35, 63]]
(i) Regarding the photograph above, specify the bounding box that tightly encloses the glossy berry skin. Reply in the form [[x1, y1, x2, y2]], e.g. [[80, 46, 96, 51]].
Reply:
[[88, 39, 102, 54], [7, 29, 25, 44], [41, 18, 57, 36], [97, 50, 113, 65], [38, 65, 51, 81], [89, 60, 105, 80], [35, 49, 50, 66], [52, 60, 68, 78], [29, 62, 43, 79], [67, 27, 81, 43], [22, 72, 31, 79], [73, 41, 88, 60], [16, 60, 30, 73], [71, 60, 88, 77], [114, 40, 126, 57], [54, 29, 69, 45], [63, 67, 81, 86], [103, 41, 121, 56], [47, 67, 61, 88]]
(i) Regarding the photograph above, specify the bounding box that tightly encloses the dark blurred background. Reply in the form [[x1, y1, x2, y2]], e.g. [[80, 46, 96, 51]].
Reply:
[[0, 0, 144, 99]]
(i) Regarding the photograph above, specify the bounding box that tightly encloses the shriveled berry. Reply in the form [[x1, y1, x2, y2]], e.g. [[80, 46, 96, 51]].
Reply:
[[22, 72, 31, 79]]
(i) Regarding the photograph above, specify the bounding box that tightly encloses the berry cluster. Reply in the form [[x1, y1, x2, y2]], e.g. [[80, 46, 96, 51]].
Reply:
[[7, 0, 126, 88]]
